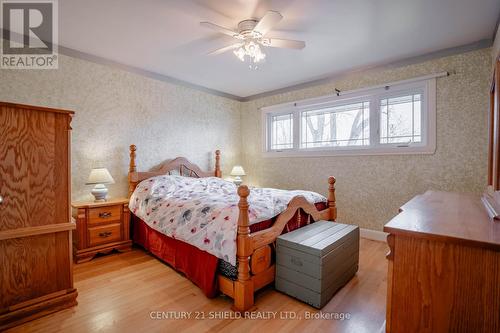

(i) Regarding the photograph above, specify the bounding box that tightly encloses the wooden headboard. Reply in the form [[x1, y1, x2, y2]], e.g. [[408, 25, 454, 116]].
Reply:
[[128, 144, 222, 197]]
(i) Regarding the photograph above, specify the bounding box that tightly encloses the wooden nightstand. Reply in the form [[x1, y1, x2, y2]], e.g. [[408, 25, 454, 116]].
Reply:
[[72, 198, 132, 263]]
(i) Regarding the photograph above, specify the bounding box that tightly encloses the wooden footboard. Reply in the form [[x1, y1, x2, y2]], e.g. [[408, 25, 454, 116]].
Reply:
[[127, 145, 336, 312], [219, 177, 337, 312]]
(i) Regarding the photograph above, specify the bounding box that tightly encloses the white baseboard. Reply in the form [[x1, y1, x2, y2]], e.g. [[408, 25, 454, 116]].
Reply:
[[360, 228, 388, 242]]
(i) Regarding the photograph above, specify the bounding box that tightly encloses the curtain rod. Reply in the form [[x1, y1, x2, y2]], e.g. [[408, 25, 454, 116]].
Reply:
[[334, 71, 449, 97], [261, 71, 450, 112]]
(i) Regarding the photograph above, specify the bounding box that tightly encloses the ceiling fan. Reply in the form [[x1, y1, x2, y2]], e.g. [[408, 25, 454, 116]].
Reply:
[[200, 10, 305, 68]]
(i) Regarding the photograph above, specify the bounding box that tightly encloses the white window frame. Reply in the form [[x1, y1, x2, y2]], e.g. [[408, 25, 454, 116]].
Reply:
[[261, 76, 437, 157]]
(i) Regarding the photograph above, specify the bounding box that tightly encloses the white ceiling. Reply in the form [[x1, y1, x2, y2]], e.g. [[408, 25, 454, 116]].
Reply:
[[59, 0, 500, 98]]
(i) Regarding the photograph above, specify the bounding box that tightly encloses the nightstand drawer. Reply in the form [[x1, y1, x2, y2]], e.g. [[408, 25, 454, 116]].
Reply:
[[88, 205, 121, 225], [88, 223, 122, 246]]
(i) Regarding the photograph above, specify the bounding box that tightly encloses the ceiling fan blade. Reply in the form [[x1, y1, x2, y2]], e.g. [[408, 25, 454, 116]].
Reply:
[[200, 22, 240, 38], [265, 38, 305, 49], [253, 10, 283, 36], [208, 43, 243, 55]]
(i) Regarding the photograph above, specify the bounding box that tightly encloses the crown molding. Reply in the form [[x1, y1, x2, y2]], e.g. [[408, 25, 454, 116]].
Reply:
[[57, 45, 245, 101], [0, 28, 244, 102], [0, 28, 492, 102], [240, 38, 492, 101]]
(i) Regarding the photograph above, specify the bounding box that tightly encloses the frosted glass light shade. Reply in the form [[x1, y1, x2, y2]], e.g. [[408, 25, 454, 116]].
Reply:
[[230, 165, 246, 176], [86, 168, 115, 185]]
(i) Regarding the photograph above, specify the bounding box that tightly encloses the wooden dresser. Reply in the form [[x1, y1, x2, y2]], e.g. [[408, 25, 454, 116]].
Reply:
[[384, 191, 500, 333], [72, 198, 132, 263], [0, 102, 77, 330]]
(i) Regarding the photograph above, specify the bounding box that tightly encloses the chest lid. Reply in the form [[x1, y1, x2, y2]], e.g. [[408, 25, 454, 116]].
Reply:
[[277, 221, 358, 257]]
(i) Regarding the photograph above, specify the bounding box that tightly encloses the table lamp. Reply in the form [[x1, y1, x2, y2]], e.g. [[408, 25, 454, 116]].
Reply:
[[86, 167, 115, 202], [230, 165, 246, 186]]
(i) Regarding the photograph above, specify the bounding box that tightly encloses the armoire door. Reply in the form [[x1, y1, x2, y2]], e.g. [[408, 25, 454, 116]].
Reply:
[[0, 102, 77, 330], [0, 105, 70, 230]]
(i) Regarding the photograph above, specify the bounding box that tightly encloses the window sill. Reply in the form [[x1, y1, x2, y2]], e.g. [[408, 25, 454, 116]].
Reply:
[[262, 145, 436, 158]]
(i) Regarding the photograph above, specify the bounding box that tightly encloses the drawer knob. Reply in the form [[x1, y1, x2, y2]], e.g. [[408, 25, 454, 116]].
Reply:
[[98, 231, 112, 238], [0, 195, 3, 204], [99, 212, 112, 218]]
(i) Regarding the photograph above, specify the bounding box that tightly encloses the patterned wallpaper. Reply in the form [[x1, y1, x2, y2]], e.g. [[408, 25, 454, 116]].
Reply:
[[0, 47, 491, 232], [0, 53, 241, 201], [240, 48, 491, 231]]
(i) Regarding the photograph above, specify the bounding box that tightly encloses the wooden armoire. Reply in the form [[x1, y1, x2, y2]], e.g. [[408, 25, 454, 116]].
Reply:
[[489, 57, 500, 188], [0, 102, 77, 330]]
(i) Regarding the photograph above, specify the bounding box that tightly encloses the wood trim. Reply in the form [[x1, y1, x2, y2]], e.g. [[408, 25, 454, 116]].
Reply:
[[233, 176, 337, 312], [128, 145, 137, 198], [252, 265, 275, 291], [489, 83, 494, 186], [385, 234, 395, 333], [218, 275, 235, 298], [328, 176, 337, 220], [0, 289, 77, 331], [67, 114, 74, 288], [215, 150, 222, 178], [489, 59, 500, 189], [383, 225, 500, 252], [250, 245, 271, 275], [385, 232, 500, 332], [127, 144, 338, 312], [251, 197, 331, 250], [72, 198, 129, 209], [74, 240, 132, 264], [127, 145, 221, 197], [496, 60, 500, 190], [233, 185, 254, 312], [0, 222, 76, 241], [0, 101, 74, 115]]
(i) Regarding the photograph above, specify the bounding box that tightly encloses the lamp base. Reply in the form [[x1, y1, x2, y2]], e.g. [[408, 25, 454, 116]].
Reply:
[[91, 184, 108, 202], [233, 176, 243, 187]]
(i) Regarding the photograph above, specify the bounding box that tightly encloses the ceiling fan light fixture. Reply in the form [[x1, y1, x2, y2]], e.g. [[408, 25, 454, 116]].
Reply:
[[233, 47, 246, 62], [202, 10, 304, 68], [233, 40, 266, 66]]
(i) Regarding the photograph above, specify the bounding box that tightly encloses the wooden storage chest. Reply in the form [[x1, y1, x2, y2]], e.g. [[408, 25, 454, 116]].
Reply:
[[276, 221, 359, 308]]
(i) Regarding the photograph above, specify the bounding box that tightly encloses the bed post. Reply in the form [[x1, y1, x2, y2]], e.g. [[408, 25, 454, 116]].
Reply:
[[233, 185, 254, 312], [215, 150, 222, 178], [328, 176, 337, 221], [128, 145, 137, 198]]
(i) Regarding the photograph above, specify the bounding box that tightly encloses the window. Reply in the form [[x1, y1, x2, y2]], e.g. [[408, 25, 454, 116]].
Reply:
[[263, 77, 436, 156], [300, 101, 370, 148], [380, 93, 422, 145], [269, 113, 293, 150]]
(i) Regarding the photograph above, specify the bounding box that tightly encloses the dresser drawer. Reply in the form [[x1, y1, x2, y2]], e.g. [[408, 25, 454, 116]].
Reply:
[[88, 205, 121, 225], [88, 223, 122, 247]]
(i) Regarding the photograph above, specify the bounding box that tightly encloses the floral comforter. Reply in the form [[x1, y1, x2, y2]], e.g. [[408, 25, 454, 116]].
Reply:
[[129, 175, 326, 265]]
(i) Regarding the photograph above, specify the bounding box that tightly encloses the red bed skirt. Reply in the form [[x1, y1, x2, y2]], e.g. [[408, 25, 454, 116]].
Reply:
[[132, 202, 327, 298]]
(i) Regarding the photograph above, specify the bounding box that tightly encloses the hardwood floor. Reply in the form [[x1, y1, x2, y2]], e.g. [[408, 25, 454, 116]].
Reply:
[[7, 239, 388, 333]]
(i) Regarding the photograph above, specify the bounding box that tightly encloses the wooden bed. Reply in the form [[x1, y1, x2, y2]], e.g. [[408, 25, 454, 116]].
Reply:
[[127, 144, 337, 311]]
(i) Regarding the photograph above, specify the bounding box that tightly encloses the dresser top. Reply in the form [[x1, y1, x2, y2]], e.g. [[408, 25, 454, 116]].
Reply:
[[384, 191, 500, 250], [72, 198, 129, 208]]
